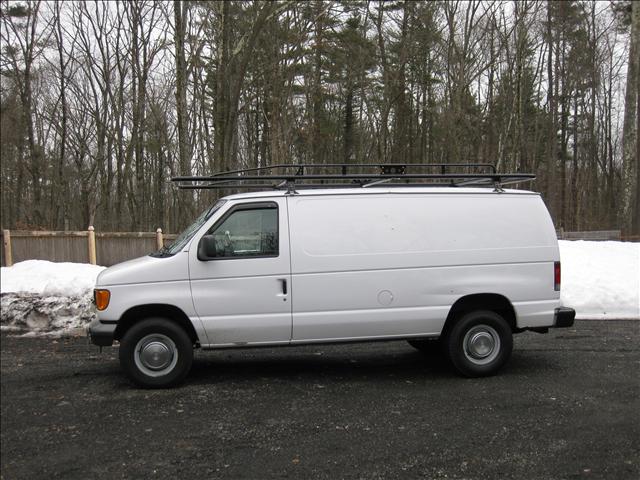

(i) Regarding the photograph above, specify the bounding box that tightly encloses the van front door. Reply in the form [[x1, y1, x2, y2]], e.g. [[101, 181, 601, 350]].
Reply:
[[188, 199, 291, 346]]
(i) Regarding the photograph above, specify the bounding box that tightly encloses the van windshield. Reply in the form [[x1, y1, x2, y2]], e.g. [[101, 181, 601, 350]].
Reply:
[[152, 200, 227, 257]]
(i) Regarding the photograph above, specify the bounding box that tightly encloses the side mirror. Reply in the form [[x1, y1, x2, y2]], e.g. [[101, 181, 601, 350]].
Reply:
[[197, 235, 217, 260]]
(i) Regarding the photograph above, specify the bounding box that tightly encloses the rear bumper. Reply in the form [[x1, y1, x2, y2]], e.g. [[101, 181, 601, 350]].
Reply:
[[87, 317, 116, 347], [554, 307, 576, 328]]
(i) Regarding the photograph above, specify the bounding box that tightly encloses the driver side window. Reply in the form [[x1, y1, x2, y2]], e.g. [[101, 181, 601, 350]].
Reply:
[[207, 204, 278, 258]]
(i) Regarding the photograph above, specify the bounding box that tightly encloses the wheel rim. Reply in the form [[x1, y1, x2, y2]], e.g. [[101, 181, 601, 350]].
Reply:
[[134, 334, 178, 377], [463, 325, 501, 365]]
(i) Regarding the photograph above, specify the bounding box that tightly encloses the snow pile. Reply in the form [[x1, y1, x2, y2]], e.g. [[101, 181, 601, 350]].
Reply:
[[1, 241, 638, 337], [559, 240, 639, 320], [1, 260, 105, 336], [1, 293, 96, 336], [0, 260, 105, 296]]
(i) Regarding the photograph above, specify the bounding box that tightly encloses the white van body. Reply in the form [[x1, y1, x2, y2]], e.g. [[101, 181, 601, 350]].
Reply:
[[89, 187, 574, 387]]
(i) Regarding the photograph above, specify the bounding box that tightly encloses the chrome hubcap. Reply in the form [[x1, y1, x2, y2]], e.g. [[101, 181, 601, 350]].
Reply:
[[134, 334, 178, 377], [463, 325, 500, 365], [140, 341, 172, 370], [468, 331, 494, 358]]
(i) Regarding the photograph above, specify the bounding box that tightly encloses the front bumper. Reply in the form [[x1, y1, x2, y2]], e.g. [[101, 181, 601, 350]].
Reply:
[[87, 317, 116, 347], [554, 307, 576, 328]]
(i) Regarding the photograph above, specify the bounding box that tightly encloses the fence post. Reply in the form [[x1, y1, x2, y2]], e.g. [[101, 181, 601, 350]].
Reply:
[[2, 229, 12, 267], [88, 226, 97, 265], [156, 228, 164, 250]]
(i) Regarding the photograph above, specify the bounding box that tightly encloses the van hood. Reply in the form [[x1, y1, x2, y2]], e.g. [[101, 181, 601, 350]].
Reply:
[[96, 252, 189, 286]]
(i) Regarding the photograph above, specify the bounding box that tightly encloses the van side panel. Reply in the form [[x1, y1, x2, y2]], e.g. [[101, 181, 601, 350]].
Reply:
[[287, 193, 559, 341], [97, 279, 209, 344]]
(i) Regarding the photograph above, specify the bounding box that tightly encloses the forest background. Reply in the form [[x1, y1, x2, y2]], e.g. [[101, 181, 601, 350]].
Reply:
[[1, 0, 638, 235]]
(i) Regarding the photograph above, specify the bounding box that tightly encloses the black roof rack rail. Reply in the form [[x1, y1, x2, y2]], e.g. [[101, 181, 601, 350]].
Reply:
[[171, 163, 535, 192]]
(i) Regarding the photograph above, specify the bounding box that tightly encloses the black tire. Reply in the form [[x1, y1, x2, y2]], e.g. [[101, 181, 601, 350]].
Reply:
[[119, 317, 193, 388], [443, 310, 513, 377]]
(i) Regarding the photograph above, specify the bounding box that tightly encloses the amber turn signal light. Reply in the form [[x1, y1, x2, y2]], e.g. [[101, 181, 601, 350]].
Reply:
[[94, 289, 111, 311]]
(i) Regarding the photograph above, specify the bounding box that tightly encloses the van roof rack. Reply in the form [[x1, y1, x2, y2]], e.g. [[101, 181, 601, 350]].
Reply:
[[171, 163, 535, 193]]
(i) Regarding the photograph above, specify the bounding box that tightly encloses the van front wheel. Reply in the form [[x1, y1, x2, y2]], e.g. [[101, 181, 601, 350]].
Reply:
[[119, 317, 193, 388], [444, 310, 512, 377]]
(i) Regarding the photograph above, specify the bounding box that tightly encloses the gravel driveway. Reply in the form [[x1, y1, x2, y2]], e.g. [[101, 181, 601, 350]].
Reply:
[[1, 320, 639, 479]]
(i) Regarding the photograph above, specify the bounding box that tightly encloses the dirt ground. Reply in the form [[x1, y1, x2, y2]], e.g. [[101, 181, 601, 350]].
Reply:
[[1, 320, 639, 479]]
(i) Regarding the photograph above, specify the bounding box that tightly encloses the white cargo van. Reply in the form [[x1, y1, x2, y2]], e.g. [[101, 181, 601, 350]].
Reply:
[[88, 164, 575, 387]]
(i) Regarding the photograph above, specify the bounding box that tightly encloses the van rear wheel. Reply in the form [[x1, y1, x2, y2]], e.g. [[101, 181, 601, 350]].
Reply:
[[119, 317, 193, 388], [444, 310, 512, 377]]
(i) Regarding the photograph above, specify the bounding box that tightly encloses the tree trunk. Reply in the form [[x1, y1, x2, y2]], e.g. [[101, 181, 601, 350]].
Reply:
[[312, 0, 324, 164], [545, 1, 558, 223], [174, 0, 193, 217], [53, 1, 68, 229], [622, 1, 640, 234], [343, 82, 354, 163], [175, 0, 190, 176], [570, 94, 579, 230]]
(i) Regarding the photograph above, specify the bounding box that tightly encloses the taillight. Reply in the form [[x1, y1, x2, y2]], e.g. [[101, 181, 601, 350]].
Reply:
[[94, 289, 111, 311], [554, 261, 561, 291]]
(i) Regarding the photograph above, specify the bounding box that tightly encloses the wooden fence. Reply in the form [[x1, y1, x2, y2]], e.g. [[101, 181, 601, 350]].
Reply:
[[1, 228, 177, 267], [556, 229, 621, 241], [0, 228, 636, 268]]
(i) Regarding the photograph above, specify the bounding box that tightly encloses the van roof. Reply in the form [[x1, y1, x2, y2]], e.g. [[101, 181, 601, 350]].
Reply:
[[221, 187, 539, 201]]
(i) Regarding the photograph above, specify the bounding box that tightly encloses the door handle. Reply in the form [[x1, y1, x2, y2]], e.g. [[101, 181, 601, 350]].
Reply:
[[280, 279, 288, 295]]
